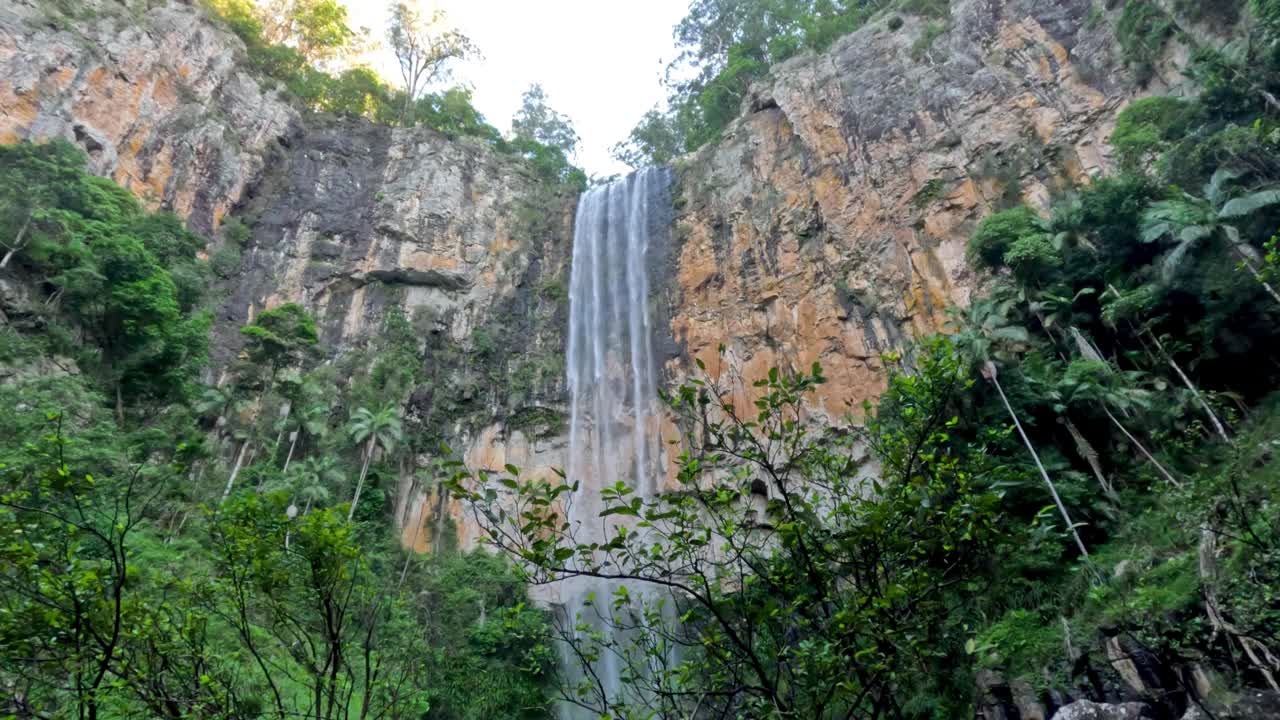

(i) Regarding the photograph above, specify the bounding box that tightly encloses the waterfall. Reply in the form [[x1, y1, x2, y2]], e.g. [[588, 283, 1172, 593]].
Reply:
[[556, 166, 672, 718]]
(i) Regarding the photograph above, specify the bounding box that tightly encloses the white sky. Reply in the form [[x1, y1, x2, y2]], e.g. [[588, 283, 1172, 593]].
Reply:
[[340, 0, 690, 177]]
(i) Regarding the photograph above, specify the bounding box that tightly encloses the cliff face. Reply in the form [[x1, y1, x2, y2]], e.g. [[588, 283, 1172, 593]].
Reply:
[[0, 0, 297, 235], [0, 0, 1209, 550], [665, 0, 1193, 421], [0, 0, 576, 550]]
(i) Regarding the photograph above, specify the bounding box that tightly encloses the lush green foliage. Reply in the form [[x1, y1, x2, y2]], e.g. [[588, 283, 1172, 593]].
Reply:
[[451, 345, 1013, 718], [201, 0, 585, 190], [1116, 1, 1176, 83], [0, 141, 211, 415]]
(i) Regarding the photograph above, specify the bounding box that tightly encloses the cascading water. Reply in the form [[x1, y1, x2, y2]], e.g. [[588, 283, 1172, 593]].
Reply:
[[555, 166, 673, 718]]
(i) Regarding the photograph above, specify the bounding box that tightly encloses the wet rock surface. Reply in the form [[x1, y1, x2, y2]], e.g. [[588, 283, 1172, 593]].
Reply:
[[665, 0, 1200, 419]]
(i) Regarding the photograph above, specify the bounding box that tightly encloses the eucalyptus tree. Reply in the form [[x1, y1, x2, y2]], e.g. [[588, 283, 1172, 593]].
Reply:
[[386, 2, 475, 126], [511, 84, 580, 155], [256, 0, 359, 65], [347, 404, 403, 521]]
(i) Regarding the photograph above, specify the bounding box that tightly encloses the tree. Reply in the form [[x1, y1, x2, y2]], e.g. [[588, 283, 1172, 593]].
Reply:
[[289, 454, 342, 515], [949, 296, 1094, 562], [1054, 359, 1183, 488], [239, 302, 320, 385], [257, 0, 359, 66], [0, 417, 172, 719], [1140, 168, 1280, 304], [0, 140, 83, 269], [208, 493, 429, 720], [505, 85, 585, 187], [450, 345, 1007, 719], [219, 304, 319, 505], [347, 404, 403, 521], [386, 2, 476, 126], [1100, 282, 1233, 445], [612, 107, 686, 168], [511, 84, 580, 156]]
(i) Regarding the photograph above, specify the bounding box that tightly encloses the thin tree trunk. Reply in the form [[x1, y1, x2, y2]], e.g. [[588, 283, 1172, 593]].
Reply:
[[283, 431, 300, 473], [1146, 331, 1231, 444], [0, 213, 32, 269], [1230, 243, 1280, 305], [221, 440, 251, 506], [987, 364, 1091, 561], [348, 436, 375, 522], [1063, 417, 1113, 495], [434, 485, 449, 549], [1102, 406, 1182, 488], [115, 381, 125, 425], [166, 509, 190, 545]]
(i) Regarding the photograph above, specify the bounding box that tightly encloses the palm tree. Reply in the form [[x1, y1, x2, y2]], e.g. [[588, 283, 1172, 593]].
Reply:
[[283, 400, 331, 474], [1100, 283, 1232, 444], [195, 384, 251, 447], [1056, 360, 1181, 488], [948, 298, 1093, 562], [283, 456, 341, 548], [347, 405, 403, 521], [290, 456, 341, 516], [1140, 168, 1280, 304]]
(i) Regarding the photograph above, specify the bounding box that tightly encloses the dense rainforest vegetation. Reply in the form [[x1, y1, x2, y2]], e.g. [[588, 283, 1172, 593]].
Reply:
[[612, 0, 951, 167], [611, 0, 1246, 167], [0, 2, 592, 718]]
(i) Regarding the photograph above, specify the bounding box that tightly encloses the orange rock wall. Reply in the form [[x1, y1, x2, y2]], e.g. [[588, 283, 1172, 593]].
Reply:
[[0, 0, 297, 234], [663, 0, 1201, 421]]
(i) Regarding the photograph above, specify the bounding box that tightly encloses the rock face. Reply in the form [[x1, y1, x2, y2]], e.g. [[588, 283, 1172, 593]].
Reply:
[[0, 0, 297, 235], [1051, 701, 1152, 720], [217, 114, 577, 549], [664, 0, 1196, 418], [215, 115, 572, 367]]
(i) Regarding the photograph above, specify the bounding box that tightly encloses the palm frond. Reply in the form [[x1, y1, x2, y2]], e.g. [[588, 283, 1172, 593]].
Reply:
[[1218, 188, 1280, 219], [1160, 239, 1198, 281], [1205, 167, 1245, 204]]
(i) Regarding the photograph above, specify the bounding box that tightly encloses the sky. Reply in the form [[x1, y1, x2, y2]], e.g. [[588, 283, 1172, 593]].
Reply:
[[340, 0, 690, 177]]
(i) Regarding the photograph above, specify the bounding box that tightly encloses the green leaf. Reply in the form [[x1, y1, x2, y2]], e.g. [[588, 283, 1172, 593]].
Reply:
[[1219, 188, 1280, 219]]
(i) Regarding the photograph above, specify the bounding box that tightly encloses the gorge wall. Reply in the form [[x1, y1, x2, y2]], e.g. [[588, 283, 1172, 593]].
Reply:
[[665, 0, 1208, 422], [0, 0, 1212, 549]]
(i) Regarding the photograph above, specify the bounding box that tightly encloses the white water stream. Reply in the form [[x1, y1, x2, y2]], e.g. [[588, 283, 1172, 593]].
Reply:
[[555, 166, 673, 718]]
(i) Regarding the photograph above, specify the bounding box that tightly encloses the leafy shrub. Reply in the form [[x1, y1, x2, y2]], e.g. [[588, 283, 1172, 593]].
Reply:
[[211, 243, 242, 279], [1113, 96, 1202, 167], [968, 206, 1045, 270], [1116, 1, 1175, 84]]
